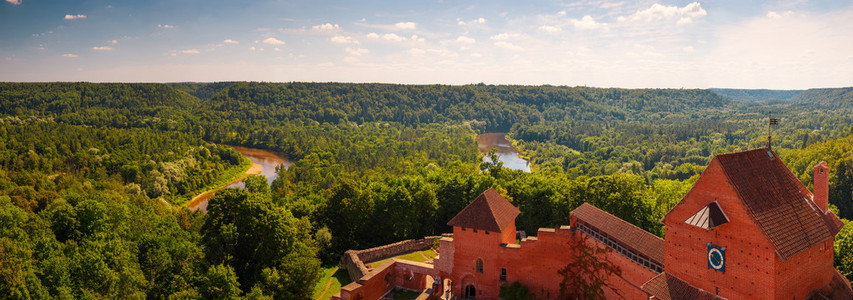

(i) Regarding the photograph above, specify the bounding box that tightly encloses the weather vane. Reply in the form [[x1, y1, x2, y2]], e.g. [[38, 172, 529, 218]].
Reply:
[[768, 112, 778, 150]]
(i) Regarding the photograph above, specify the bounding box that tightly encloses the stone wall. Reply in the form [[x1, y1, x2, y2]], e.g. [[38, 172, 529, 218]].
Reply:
[[340, 236, 442, 281]]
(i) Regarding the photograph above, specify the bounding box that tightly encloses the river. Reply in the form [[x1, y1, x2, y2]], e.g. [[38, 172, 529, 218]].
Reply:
[[187, 145, 292, 212], [477, 133, 531, 172]]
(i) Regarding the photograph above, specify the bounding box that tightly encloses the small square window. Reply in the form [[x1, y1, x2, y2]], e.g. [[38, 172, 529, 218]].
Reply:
[[461, 227, 466, 231], [485, 231, 490, 235], [473, 229, 478, 233], [500, 268, 507, 281]]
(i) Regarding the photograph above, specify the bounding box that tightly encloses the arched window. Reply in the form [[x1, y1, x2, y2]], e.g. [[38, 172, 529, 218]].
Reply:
[[476, 259, 483, 273]]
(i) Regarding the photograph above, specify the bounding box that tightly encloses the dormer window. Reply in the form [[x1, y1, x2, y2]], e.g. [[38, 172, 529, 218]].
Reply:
[[685, 202, 729, 230]]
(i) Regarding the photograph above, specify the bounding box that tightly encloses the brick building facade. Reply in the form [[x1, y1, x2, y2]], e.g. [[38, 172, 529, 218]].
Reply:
[[335, 148, 852, 299]]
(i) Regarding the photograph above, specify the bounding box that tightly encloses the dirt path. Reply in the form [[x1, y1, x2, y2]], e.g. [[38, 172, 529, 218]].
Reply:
[[315, 267, 339, 300]]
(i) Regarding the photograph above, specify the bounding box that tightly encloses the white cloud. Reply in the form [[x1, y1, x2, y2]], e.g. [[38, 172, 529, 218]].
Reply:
[[767, 11, 794, 19], [411, 35, 425, 42], [395, 22, 416, 30], [409, 48, 426, 56], [573, 16, 605, 30], [61, 53, 78, 58], [456, 36, 476, 44], [704, 8, 853, 88], [312, 23, 341, 32], [158, 24, 175, 29], [459, 17, 486, 25], [538, 25, 561, 33], [262, 37, 285, 45], [223, 39, 239, 44], [109, 40, 118, 44], [330, 35, 357, 44], [494, 41, 522, 50], [490, 33, 518, 40], [345, 47, 369, 56], [621, 2, 706, 25], [382, 33, 405, 41], [92, 46, 114, 51], [600, 2, 625, 9], [366, 33, 380, 39], [180, 49, 200, 54], [682, 46, 695, 53], [64, 14, 86, 20], [6, 0, 21, 5]]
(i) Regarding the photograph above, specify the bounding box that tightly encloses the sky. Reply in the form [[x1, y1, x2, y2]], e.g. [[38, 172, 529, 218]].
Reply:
[[1, 0, 852, 89]]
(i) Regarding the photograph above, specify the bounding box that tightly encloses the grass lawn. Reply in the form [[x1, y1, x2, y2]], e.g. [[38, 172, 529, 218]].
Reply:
[[365, 248, 437, 269], [312, 266, 352, 300]]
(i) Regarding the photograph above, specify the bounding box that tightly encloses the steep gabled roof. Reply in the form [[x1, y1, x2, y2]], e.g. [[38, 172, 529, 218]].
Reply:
[[572, 203, 665, 264], [714, 148, 837, 260], [447, 188, 520, 233], [642, 273, 726, 300], [811, 270, 853, 300]]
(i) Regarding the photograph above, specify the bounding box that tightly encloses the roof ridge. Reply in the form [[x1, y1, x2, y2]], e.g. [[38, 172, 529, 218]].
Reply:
[[715, 147, 834, 260], [483, 193, 502, 231], [446, 188, 519, 233], [716, 154, 780, 251], [579, 203, 664, 242]]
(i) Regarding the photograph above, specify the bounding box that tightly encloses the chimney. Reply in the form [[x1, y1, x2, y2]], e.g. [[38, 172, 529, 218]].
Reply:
[[813, 161, 830, 213]]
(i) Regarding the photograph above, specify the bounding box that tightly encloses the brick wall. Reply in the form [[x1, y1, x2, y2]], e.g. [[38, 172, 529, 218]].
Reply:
[[340, 236, 442, 282], [336, 259, 439, 300], [449, 224, 657, 300], [662, 158, 838, 299], [664, 160, 778, 298], [774, 237, 835, 299]]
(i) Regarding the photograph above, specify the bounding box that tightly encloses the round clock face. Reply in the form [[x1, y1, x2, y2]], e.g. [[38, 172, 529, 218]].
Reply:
[[708, 248, 724, 270]]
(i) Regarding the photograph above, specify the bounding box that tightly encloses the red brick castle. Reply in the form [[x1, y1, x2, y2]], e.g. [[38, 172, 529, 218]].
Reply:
[[335, 148, 852, 299]]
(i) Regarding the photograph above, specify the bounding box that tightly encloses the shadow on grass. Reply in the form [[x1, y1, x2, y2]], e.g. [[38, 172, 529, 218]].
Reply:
[[391, 290, 422, 300], [332, 268, 352, 287], [313, 266, 354, 300]]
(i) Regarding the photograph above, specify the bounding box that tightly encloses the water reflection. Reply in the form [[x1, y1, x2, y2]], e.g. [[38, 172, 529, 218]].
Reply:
[[477, 133, 530, 172], [187, 145, 292, 211]]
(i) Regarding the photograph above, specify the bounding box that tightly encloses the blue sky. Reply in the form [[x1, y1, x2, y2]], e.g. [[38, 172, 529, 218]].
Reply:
[[1, 0, 852, 88]]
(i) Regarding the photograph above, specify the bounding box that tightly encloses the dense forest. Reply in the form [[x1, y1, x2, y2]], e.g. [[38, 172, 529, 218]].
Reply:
[[0, 82, 851, 298]]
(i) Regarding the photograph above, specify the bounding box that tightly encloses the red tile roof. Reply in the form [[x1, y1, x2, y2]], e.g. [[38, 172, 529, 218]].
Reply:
[[641, 272, 725, 300], [447, 188, 520, 233], [572, 203, 665, 264], [810, 270, 853, 300], [714, 148, 839, 260]]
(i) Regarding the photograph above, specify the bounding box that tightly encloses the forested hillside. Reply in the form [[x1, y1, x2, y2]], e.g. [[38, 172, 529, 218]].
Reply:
[[790, 87, 853, 109], [710, 88, 802, 103], [0, 82, 850, 298]]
